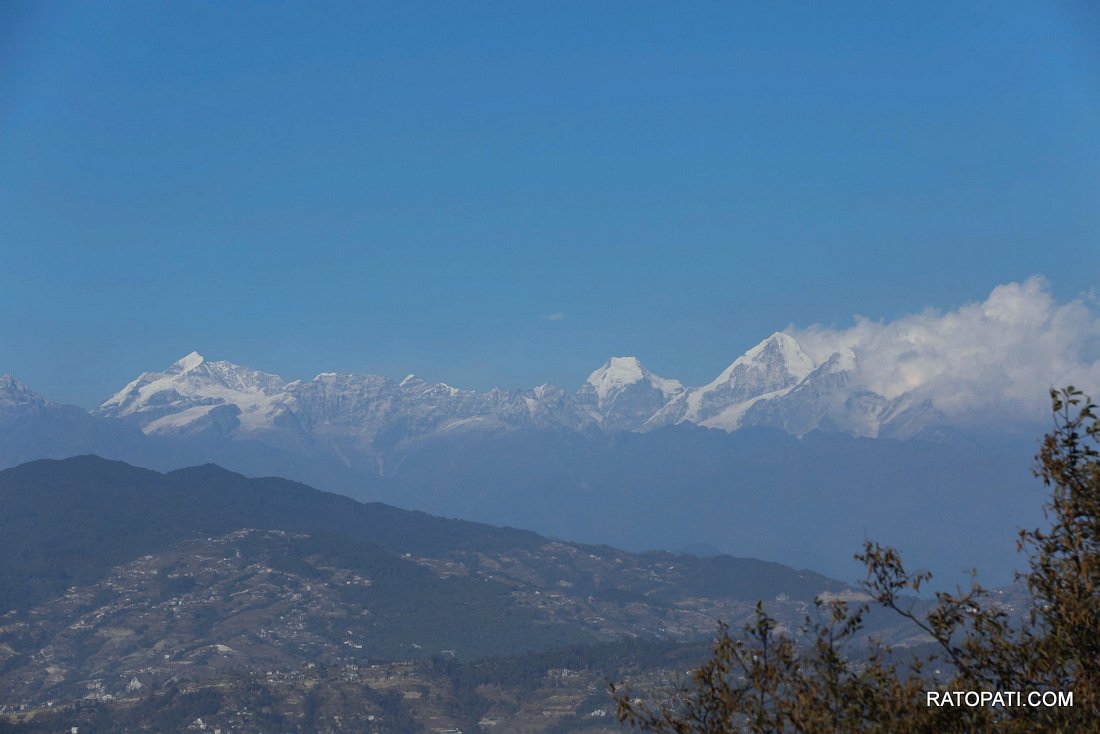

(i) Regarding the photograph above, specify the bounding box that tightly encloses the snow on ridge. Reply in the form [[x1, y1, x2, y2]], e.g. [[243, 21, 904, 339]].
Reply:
[[585, 356, 683, 402], [96, 352, 290, 432], [698, 386, 797, 431], [707, 332, 815, 388], [0, 374, 50, 410], [90, 335, 881, 440], [141, 404, 222, 434], [98, 375, 147, 412], [585, 357, 645, 401], [172, 351, 205, 373], [824, 348, 856, 373], [98, 341, 835, 439], [646, 332, 828, 429], [0, 374, 34, 395]]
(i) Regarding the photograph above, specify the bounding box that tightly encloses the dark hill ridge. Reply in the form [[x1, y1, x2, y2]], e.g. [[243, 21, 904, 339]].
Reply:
[[0, 457, 954, 728], [0, 456, 537, 612], [0, 455, 842, 615]]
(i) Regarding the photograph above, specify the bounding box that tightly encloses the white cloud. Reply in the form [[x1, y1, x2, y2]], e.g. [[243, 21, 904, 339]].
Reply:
[[789, 276, 1100, 423], [540, 312, 567, 322]]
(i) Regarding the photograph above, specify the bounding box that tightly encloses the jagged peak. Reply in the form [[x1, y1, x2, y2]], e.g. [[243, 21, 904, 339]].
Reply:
[[171, 351, 206, 372], [714, 332, 815, 383], [0, 373, 28, 390], [0, 374, 48, 409], [820, 347, 856, 374], [745, 332, 809, 362], [0, 373, 38, 396], [585, 356, 682, 402]]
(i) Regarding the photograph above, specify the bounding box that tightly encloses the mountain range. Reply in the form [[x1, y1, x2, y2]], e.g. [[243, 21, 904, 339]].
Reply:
[[87, 332, 945, 446], [0, 336, 1049, 585]]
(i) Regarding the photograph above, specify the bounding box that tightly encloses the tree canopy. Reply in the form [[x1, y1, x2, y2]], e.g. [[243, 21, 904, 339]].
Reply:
[[614, 387, 1100, 733]]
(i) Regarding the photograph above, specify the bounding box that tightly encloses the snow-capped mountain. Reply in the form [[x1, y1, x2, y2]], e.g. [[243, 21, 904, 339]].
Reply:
[[91, 334, 945, 447], [0, 347, 1038, 586], [97, 352, 291, 436], [577, 357, 683, 432], [280, 371, 587, 450], [646, 333, 817, 431], [726, 346, 947, 439], [0, 374, 50, 415], [95, 353, 593, 448], [729, 348, 901, 437]]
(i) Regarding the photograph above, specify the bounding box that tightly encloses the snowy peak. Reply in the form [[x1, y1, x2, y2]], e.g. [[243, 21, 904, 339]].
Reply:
[[731, 347, 863, 437], [171, 351, 206, 373], [85, 336, 938, 445], [579, 357, 683, 431], [697, 332, 816, 409], [711, 332, 815, 387], [643, 332, 820, 432], [96, 353, 289, 435], [0, 374, 32, 396], [0, 374, 49, 413], [583, 356, 682, 403], [586, 356, 646, 396]]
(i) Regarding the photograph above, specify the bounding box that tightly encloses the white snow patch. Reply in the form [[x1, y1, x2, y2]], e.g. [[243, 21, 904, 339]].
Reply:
[[142, 404, 220, 434], [707, 333, 815, 388], [585, 357, 683, 402], [98, 353, 288, 434], [698, 386, 797, 431], [172, 351, 205, 372]]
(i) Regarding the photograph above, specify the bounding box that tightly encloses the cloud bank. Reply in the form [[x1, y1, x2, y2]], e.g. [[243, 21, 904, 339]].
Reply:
[[789, 277, 1100, 424]]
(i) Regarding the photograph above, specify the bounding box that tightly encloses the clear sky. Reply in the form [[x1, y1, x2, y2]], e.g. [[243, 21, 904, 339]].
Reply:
[[2, 1, 1099, 408]]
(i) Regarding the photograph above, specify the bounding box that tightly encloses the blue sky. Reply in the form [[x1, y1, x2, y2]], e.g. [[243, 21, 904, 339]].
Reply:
[[2, 1, 1099, 408]]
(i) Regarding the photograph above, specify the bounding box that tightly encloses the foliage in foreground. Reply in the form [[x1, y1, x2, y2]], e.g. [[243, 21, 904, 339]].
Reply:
[[614, 387, 1100, 733]]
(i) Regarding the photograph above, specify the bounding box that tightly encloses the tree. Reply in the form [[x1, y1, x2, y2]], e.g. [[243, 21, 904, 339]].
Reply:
[[613, 388, 1100, 733]]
